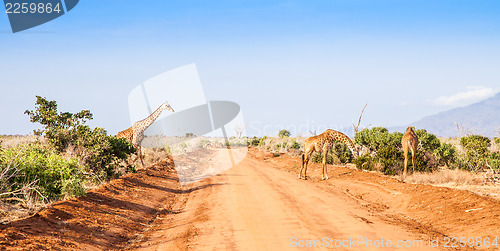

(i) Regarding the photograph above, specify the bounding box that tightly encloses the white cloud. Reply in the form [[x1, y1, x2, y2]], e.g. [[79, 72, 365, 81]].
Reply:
[[434, 86, 496, 107]]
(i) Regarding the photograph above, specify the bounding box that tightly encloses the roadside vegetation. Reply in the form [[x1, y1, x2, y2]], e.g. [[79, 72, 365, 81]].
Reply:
[[251, 128, 500, 184], [1, 96, 135, 219]]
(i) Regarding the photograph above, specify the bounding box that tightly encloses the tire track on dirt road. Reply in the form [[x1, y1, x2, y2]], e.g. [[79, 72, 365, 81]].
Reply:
[[135, 149, 437, 250]]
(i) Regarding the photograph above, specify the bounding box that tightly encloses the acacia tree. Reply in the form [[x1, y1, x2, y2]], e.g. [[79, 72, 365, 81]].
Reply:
[[25, 96, 93, 151], [25, 96, 135, 179]]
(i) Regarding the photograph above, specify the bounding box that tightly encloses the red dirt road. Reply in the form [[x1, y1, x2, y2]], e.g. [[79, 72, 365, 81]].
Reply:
[[1, 148, 500, 250], [137, 150, 428, 250]]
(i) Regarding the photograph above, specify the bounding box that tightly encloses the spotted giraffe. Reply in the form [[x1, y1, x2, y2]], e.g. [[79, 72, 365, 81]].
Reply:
[[402, 126, 419, 176], [117, 101, 174, 167], [299, 129, 360, 180]]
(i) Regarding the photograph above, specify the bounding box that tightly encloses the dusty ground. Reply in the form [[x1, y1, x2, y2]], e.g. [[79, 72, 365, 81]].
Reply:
[[1, 148, 500, 250]]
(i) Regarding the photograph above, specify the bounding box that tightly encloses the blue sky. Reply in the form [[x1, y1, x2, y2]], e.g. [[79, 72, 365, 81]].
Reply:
[[1, 0, 500, 136]]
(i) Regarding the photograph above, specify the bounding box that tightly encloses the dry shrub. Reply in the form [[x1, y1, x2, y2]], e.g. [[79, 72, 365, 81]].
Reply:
[[404, 169, 478, 186], [0, 201, 30, 224], [257, 136, 306, 155], [142, 148, 170, 167]]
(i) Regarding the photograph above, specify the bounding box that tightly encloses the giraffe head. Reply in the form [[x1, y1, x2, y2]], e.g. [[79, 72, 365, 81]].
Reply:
[[161, 101, 175, 113]]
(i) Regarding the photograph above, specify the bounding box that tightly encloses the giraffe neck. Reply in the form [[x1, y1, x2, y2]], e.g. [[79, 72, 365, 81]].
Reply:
[[325, 130, 355, 150], [337, 134, 355, 149], [135, 104, 166, 132]]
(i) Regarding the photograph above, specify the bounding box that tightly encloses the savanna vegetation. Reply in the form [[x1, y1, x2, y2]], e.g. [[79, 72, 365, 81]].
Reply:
[[252, 128, 500, 177], [1, 96, 135, 212]]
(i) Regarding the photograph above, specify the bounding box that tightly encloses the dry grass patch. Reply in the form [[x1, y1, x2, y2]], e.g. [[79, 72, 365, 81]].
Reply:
[[0, 135, 40, 149], [404, 168, 500, 200], [404, 169, 478, 186], [142, 148, 171, 168]]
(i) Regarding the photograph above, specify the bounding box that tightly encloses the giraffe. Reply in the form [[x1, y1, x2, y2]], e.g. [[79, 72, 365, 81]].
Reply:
[[299, 129, 360, 180], [401, 126, 419, 176], [117, 101, 174, 167]]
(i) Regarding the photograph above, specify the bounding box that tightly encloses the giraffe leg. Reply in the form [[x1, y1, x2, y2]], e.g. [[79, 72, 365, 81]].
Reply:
[[132, 152, 139, 163], [138, 146, 145, 168], [303, 152, 311, 180], [302, 165, 307, 180], [403, 147, 408, 177], [300, 152, 310, 180], [299, 153, 305, 179], [410, 147, 416, 174], [321, 149, 329, 180], [130, 143, 140, 165]]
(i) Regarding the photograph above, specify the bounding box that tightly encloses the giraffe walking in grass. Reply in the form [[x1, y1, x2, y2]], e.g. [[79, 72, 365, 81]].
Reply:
[[299, 129, 360, 180], [117, 101, 174, 167], [402, 126, 419, 176]]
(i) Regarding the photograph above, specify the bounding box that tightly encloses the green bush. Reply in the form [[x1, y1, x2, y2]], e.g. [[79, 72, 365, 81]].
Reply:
[[415, 151, 438, 172], [353, 154, 375, 171], [375, 145, 403, 175], [74, 126, 135, 179], [354, 127, 404, 174], [354, 127, 402, 151], [25, 96, 135, 180], [435, 143, 458, 167], [354, 127, 439, 175], [415, 129, 441, 153], [460, 135, 490, 155], [291, 141, 300, 150], [488, 152, 500, 170], [0, 142, 85, 200], [249, 137, 260, 146], [278, 129, 291, 138], [332, 142, 353, 164], [308, 142, 352, 165], [354, 146, 404, 175], [460, 135, 491, 172], [409, 129, 440, 172], [311, 152, 334, 164]]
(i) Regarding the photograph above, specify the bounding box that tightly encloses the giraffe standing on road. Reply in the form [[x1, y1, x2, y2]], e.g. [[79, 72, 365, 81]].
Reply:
[[402, 126, 419, 176], [117, 101, 174, 167], [299, 129, 360, 180]]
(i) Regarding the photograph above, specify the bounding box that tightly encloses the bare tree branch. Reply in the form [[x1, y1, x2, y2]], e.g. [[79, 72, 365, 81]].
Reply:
[[233, 126, 244, 138], [353, 102, 368, 133], [454, 121, 461, 138]]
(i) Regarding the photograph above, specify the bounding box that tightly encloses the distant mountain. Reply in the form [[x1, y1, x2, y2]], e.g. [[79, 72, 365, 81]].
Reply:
[[394, 93, 500, 138]]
